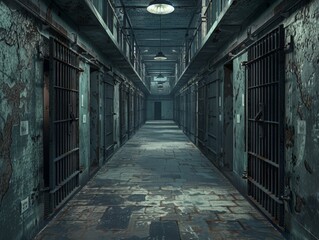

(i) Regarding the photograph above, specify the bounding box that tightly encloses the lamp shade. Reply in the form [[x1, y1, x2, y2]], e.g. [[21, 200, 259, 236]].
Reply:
[[147, 0, 174, 15], [154, 51, 167, 60], [157, 73, 164, 78]]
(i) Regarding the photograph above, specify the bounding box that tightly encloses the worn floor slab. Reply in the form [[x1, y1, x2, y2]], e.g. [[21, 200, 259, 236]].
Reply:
[[35, 121, 284, 240]]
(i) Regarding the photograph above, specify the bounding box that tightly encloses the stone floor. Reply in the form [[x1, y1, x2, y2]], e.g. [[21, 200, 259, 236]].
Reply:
[[35, 121, 284, 240]]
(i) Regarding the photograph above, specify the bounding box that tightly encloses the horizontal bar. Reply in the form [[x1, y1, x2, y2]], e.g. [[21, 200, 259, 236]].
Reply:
[[208, 133, 217, 139], [54, 86, 79, 93], [54, 118, 79, 124], [105, 131, 113, 136], [52, 185, 80, 210], [54, 148, 80, 163], [206, 146, 217, 155], [248, 151, 279, 168], [248, 81, 279, 90], [105, 145, 114, 151], [248, 119, 279, 125], [53, 57, 82, 72], [248, 177, 283, 204], [243, 47, 282, 66], [50, 171, 80, 194]]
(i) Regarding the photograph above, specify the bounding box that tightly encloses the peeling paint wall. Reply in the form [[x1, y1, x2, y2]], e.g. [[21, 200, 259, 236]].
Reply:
[[0, 1, 43, 239], [284, 0, 319, 238]]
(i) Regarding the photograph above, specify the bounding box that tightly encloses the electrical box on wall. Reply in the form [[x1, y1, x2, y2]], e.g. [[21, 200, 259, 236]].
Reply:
[[21, 197, 29, 214]]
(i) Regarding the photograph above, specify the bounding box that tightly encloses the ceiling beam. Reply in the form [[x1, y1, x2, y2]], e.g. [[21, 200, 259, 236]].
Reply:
[[123, 27, 197, 31], [143, 59, 177, 62]]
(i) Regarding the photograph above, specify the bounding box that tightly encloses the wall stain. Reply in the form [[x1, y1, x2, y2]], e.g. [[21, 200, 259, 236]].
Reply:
[[297, 103, 303, 120], [0, 3, 40, 206], [291, 154, 297, 168], [295, 194, 305, 213], [304, 160, 313, 174], [285, 125, 295, 148], [291, 63, 313, 110]]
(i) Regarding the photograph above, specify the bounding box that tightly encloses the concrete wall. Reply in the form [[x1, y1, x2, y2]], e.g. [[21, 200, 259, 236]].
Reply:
[[146, 97, 173, 120], [0, 2, 44, 239], [284, 0, 319, 238]]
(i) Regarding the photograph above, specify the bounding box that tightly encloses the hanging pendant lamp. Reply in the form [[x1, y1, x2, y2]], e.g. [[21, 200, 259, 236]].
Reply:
[[154, 51, 167, 60], [154, 15, 167, 60], [147, 0, 174, 15], [156, 73, 164, 78]]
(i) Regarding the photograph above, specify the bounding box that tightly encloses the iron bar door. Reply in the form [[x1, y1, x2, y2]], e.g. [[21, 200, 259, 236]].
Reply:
[[246, 25, 285, 226], [102, 74, 114, 160], [197, 80, 206, 151], [49, 38, 80, 212]]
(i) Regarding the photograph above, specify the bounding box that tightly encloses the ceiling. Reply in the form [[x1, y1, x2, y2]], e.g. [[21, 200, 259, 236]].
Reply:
[[114, 0, 202, 93], [48, 0, 277, 95]]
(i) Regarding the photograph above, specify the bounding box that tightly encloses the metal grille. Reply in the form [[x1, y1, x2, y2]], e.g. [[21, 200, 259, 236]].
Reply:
[[246, 25, 285, 226], [102, 74, 114, 160], [197, 81, 206, 150], [206, 79, 219, 157], [49, 38, 80, 211], [120, 84, 128, 144]]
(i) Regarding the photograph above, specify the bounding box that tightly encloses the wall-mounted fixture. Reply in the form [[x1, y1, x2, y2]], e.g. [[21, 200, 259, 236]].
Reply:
[[147, 0, 174, 15]]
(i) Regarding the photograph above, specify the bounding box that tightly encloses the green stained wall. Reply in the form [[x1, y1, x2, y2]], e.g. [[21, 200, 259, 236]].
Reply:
[[232, 53, 248, 183], [0, 2, 44, 239], [284, 0, 319, 238]]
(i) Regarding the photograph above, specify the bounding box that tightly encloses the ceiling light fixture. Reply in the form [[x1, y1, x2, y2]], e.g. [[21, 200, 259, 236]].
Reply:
[[157, 73, 164, 78], [154, 51, 167, 60], [147, 0, 174, 15], [154, 15, 167, 60]]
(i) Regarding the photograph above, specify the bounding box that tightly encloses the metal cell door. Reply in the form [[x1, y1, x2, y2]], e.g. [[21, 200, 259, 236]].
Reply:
[[197, 81, 206, 151], [103, 74, 114, 160], [246, 25, 285, 226], [49, 38, 80, 211], [154, 102, 162, 120], [206, 79, 219, 158]]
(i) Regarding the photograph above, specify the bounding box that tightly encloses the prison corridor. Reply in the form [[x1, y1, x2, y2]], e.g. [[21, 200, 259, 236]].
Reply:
[[35, 121, 283, 240]]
